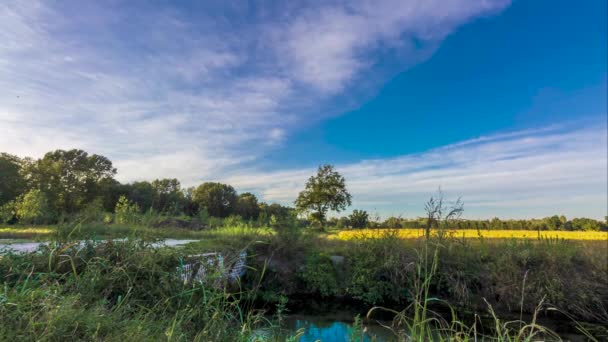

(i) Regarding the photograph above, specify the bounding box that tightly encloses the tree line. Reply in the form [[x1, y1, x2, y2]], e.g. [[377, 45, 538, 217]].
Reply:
[[1, 149, 605, 231], [327, 214, 607, 232], [0, 150, 294, 225]]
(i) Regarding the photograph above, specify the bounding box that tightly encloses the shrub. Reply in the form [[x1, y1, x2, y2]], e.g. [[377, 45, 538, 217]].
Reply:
[[114, 195, 140, 224], [14, 189, 52, 224], [297, 253, 339, 297]]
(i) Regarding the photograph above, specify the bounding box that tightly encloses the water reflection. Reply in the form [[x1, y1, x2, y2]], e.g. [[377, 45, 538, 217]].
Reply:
[[284, 315, 391, 342], [0, 238, 199, 254]]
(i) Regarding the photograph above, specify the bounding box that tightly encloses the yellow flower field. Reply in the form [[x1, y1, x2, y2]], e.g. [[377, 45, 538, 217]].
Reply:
[[331, 228, 608, 241]]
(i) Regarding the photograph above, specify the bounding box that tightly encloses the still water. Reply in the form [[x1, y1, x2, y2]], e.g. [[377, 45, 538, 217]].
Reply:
[[0, 238, 199, 253], [278, 314, 393, 342]]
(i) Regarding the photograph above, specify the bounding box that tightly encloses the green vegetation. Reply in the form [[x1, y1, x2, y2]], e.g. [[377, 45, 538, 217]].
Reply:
[[1, 149, 607, 340], [295, 164, 352, 229]]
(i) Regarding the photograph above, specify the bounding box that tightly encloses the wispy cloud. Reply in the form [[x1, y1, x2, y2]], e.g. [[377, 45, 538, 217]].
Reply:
[[222, 123, 608, 219], [0, 0, 510, 184]]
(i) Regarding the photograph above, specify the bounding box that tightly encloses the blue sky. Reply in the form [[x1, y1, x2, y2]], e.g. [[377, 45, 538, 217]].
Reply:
[[1, 0, 606, 219]]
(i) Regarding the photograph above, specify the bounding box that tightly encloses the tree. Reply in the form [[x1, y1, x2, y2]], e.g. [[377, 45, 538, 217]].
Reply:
[[15, 189, 52, 224], [349, 209, 369, 229], [295, 164, 351, 229], [151, 178, 184, 214], [26, 149, 116, 215], [125, 181, 156, 212], [192, 182, 237, 218], [0, 153, 26, 206], [114, 195, 140, 224], [235, 192, 260, 220]]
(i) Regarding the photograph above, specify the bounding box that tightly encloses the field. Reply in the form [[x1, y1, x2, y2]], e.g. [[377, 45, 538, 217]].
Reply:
[[1, 223, 607, 340], [330, 228, 608, 241]]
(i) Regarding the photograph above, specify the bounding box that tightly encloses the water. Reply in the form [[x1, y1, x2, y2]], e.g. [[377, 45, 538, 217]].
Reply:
[[0, 238, 199, 254], [279, 314, 393, 342]]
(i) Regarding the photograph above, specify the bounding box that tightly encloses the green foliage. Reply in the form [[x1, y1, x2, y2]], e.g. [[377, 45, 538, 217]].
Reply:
[[0, 201, 17, 224], [297, 253, 339, 297], [75, 197, 106, 223], [570, 217, 604, 231], [295, 164, 352, 229], [344, 234, 411, 304], [151, 178, 185, 214], [349, 209, 369, 229], [114, 195, 140, 224], [0, 240, 270, 341], [235, 192, 260, 220], [192, 182, 237, 218], [14, 189, 52, 224], [26, 149, 116, 216], [0, 153, 26, 206]]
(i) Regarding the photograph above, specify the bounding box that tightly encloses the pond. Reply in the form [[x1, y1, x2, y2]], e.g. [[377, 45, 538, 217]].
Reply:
[[0, 238, 199, 254], [281, 314, 393, 341]]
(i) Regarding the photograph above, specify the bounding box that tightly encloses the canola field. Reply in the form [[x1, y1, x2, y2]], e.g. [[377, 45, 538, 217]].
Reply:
[[332, 228, 608, 241]]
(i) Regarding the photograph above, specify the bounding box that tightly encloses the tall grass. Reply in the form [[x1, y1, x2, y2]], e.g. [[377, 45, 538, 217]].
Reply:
[[0, 238, 277, 341], [365, 234, 597, 341]]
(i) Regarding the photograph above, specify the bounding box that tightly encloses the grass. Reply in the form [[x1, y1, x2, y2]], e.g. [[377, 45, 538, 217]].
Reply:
[[2, 223, 607, 340], [0, 226, 55, 239], [0, 238, 278, 341], [330, 228, 608, 241]]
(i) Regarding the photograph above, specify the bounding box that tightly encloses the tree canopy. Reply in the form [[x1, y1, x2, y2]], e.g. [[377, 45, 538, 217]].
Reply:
[[295, 164, 351, 228], [0, 153, 26, 206], [26, 149, 116, 214], [192, 182, 238, 218]]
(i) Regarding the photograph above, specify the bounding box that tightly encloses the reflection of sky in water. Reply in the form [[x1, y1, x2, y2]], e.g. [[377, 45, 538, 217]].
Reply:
[[0, 239, 198, 254], [292, 320, 387, 342]]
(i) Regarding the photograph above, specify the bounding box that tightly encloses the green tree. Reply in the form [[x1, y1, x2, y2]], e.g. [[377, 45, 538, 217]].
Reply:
[[114, 195, 140, 224], [235, 192, 260, 220], [125, 181, 156, 212], [0, 153, 26, 206], [26, 149, 116, 215], [151, 178, 184, 214], [15, 189, 51, 224], [192, 182, 237, 218], [349, 209, 369, 229], [295, 164, 351, 229]]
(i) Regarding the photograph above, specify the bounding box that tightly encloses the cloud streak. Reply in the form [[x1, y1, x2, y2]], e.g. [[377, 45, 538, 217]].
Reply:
[[222, 123, 608, 219]]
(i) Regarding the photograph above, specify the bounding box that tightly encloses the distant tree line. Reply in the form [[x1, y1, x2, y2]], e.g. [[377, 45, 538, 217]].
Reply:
[[328, 214, 607, 232], [0, 150, 294, 226], [1, 149, 605, 231]]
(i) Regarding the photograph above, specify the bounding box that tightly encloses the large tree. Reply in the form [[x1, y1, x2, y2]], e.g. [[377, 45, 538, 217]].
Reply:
[[192, 182, 237, 218], [151, 178, 184, 213], [0, 153, 26, 206], [295, 164, 351, 229], [26, 149, 116, 215], [235, 192, 260, 220]]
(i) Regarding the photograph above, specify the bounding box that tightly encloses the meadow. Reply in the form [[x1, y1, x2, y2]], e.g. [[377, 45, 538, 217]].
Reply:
[[2, 222, 607, 341]]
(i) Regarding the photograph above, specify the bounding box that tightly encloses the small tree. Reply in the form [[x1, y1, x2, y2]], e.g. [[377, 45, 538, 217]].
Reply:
[[115, 195, 140, 224], [349, 209, 369, 229], [295, 164, 351, 230], [15, 189, 51, 224]]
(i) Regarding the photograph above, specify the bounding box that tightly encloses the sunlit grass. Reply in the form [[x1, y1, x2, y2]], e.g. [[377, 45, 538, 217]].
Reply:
[[0, 226, 55, 239], [330, 228, 608, 241]]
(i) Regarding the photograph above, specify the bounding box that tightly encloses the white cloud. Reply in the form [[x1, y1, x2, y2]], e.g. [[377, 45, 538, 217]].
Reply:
[[222, 123, 608, 219], [0, 0, 510, 186]]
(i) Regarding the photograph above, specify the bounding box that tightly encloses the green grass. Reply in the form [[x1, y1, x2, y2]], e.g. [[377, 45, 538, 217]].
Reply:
[[1, 223, 607, 340]]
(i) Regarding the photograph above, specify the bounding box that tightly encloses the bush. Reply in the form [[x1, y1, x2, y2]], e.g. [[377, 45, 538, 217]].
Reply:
[[14, 189, 52, 224], [114, 195, 140, 224], [349, 210, 369, 229], [297, 253, 339, 297]]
